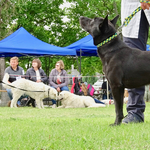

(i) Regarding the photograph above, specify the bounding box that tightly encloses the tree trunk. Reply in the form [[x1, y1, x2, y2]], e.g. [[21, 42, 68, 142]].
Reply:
[[0, 58, 9, 106]]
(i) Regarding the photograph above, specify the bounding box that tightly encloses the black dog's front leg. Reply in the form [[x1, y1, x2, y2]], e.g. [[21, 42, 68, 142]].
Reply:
[[110, 86, 124, 126]]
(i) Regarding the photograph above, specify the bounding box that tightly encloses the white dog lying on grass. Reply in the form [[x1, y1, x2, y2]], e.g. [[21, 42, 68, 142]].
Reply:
[[3, 73, 58, 109], [57, 91, 106, 108]]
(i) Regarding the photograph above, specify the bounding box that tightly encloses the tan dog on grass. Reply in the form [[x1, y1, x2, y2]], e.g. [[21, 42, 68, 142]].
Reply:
[[57, 91, 106, 108]]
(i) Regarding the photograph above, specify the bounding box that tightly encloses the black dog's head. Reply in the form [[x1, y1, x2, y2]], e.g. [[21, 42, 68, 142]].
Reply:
[[79, 15, 119, 45]]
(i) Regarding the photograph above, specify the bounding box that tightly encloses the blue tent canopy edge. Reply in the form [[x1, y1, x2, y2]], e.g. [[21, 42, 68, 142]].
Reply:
[[65, 34, 98, 56], [0, 27, 76, 57]]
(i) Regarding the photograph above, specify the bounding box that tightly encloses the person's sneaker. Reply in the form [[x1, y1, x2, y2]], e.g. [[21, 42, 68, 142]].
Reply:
[[52, 104, 56, 108], [122, 113, 144, 124]]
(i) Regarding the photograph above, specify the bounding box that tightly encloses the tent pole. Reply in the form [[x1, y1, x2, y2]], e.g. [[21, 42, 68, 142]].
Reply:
[[76, 56, 80, 74], [80, 49, 82, 75], [48, 56, 51, 75]]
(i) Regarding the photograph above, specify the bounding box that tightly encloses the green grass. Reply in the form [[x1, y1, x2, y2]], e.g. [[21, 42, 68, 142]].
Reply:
[[0, 103, 150, 150]]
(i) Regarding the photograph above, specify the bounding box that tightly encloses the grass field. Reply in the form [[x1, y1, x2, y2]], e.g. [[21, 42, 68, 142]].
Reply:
[[0, 103, 150, 150]]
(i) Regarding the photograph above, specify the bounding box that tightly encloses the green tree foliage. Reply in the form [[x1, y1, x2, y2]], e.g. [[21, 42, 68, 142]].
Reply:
[[10, 0, 65, 44], [64, 0, 121, 42], [0, 0, 16, 39]]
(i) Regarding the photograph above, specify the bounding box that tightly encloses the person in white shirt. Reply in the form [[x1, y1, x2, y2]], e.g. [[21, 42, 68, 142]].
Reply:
[[121, 0, 150, 124]]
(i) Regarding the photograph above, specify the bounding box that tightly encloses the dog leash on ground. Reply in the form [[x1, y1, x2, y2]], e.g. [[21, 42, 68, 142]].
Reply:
[[97, 0, 150, 47]]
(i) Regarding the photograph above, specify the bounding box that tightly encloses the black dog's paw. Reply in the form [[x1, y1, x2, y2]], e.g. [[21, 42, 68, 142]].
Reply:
[[109, 122, 121, 126], [109, 123, 117, 126]]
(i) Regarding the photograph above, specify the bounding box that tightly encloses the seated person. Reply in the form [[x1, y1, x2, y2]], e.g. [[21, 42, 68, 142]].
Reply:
[[71, 77, 82, 95], [49, 60, 69, 108], [3, 56, 25, 107], [25, 58, 47, 107], [71, 77, 105, 104]]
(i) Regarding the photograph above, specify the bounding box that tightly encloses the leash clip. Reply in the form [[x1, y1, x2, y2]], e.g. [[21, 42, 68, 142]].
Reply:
[[117, 23, 124, 35]]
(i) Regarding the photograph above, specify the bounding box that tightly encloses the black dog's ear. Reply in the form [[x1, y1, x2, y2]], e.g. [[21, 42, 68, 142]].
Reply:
[[110, 15, 119, 26], [100, 15, 108, 32]]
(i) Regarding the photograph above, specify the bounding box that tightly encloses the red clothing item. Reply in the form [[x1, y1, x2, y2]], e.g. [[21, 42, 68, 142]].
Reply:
[[71, 77, 76, 93], [56, 78, 62, 84]]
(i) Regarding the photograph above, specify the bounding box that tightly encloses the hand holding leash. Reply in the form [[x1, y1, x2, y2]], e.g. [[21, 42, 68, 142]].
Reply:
[[141, 0, 150, 10]]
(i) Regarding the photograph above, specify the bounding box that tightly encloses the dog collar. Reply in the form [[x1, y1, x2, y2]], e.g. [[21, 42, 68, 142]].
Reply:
[[97, 32, 118, 47]]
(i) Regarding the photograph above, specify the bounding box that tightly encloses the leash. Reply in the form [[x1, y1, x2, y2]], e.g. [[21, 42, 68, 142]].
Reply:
[[0, 81, 46, 93], [48, 88, 51, 97], [117, 7, 141, 34], [97, 0, 150, 47], [1, 81, 51, 100], [117, 0, 150, 34]]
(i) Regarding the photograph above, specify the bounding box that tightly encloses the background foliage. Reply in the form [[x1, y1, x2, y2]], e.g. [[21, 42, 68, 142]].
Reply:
[[0, 0, 150, 77]]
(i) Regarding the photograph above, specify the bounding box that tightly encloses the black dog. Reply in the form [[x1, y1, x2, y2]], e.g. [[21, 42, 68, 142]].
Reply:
[[80, 15, 150, 125]]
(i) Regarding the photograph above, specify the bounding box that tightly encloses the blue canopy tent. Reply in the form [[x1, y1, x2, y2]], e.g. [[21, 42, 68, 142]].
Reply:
[[65, 34, 98, 56], [0, 27, 76, 57]]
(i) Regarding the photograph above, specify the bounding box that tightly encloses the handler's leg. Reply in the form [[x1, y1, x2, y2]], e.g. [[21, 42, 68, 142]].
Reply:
[[122, 10, 149, 123]]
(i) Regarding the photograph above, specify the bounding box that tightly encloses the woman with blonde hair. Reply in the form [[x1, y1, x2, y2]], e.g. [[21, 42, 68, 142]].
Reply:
[[49, 60, 69, 108]]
